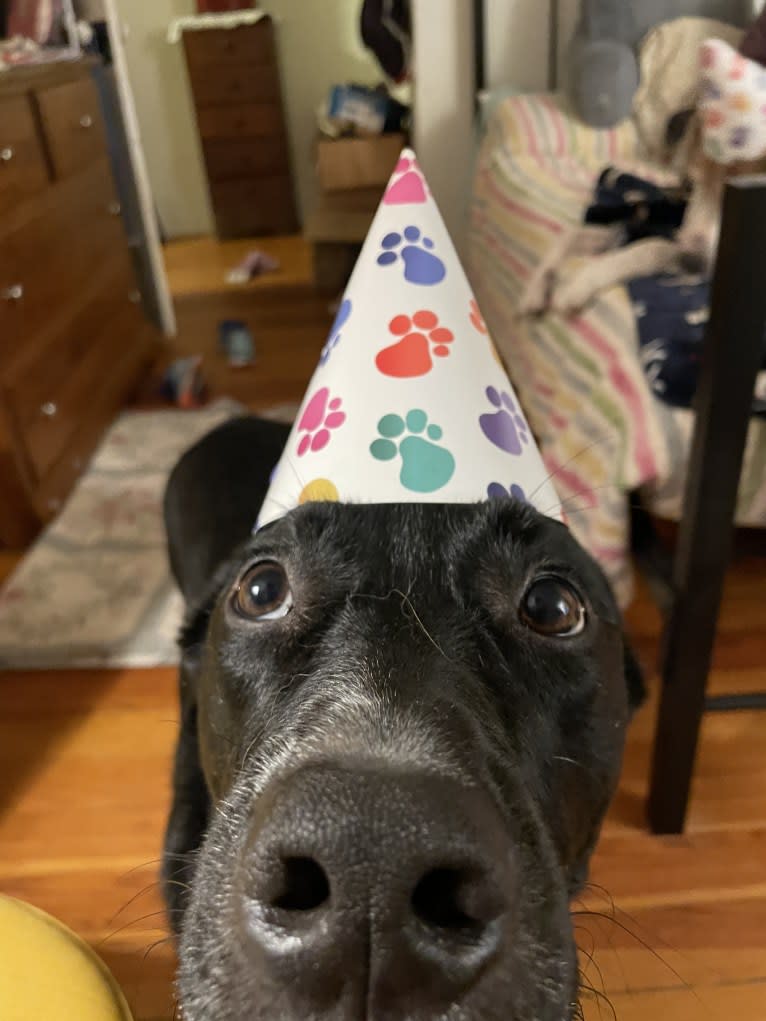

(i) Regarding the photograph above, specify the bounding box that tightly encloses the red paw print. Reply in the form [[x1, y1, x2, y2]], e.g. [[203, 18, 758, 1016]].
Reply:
[[375, 311, 454, 378], [469, 298, 487, 334]]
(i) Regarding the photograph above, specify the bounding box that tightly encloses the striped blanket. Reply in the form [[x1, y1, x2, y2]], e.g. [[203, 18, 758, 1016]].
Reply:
[[469, 93, 766, 606]]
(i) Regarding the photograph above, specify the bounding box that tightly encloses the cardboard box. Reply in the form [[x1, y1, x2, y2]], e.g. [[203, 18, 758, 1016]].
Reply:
[[304, 188, 381, 292], [316, 133, 405, 193]]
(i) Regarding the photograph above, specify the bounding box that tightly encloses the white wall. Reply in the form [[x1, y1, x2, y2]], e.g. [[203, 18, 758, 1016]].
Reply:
[[485, 0, 578, 92], [411, 0, 475, 254], [258, 0, 380, 223], [115, 0, 212, 238], [116, 0, 379, 238]]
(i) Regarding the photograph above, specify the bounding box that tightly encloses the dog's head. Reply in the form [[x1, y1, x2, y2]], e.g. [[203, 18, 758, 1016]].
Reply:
[[176, 500, 643, 1021]]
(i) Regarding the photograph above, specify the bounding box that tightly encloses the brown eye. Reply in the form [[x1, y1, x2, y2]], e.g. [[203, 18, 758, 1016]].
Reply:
[[520, 576, 585, 637], [233, 561, 292, 621]]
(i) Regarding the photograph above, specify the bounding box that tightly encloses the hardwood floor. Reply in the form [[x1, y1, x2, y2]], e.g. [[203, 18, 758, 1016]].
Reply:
[[1, 564, 764, 1020], [1, 236, 763, 1018]]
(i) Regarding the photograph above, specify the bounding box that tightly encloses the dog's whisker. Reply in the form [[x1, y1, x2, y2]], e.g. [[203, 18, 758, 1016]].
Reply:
[[392, 587, 453, 662], [572, 907, 710, 1006], [527, 437, 616, 505], [98, 910, 170, 948], [142, 934, 174, 962], [108, 880, 166, 926], [280, 452, 307, 493], [118, 857, 163, 880]]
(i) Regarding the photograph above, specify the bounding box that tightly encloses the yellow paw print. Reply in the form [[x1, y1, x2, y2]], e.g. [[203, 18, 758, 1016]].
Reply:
[[299, 478, 340, 504]]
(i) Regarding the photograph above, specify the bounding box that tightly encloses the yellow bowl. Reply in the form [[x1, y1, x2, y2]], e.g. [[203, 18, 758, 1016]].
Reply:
[[0, 895, 133, 1020]]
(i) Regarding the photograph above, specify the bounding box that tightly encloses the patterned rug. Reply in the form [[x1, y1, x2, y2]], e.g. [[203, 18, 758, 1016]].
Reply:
[[0, 400, 295, 670]]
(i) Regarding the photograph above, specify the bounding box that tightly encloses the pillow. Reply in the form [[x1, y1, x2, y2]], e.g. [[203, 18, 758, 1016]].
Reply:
[[699, 38, 766, 163], [633, 16, 744, 159]]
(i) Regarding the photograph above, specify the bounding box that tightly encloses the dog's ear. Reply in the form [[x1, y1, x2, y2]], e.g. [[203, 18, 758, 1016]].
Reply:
[[622, 637, 646, 714]]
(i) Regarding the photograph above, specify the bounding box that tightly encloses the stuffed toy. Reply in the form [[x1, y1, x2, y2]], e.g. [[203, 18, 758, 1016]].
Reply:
[[258, 150, 561, 528], [0, 894, 133, 1020], [566, 0, 639, 127]]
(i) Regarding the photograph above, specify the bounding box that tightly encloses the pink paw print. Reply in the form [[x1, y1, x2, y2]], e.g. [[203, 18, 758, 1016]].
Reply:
[[384, 156, 427, 205], [297, 387, 346, 456]]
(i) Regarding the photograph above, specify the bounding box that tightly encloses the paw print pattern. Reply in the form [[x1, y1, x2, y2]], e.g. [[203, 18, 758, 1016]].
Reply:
[[296, 387, 346, 456], [320, 298, 352, 365], [377, 226, 446, 285], [479, 386, 530, 456], [375, 311, 454, 378], [469, 298, 487, 335], [487, 482, 527, 503], [384, 156, 427, 205], [370, 409, 455, 493]]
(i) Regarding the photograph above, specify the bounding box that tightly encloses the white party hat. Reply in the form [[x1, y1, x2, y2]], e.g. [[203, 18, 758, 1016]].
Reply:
[[256, 149, 562, 528]]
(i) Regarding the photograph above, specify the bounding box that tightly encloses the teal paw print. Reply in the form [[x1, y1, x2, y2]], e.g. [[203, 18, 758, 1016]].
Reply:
[[370, 409, 455, 493]]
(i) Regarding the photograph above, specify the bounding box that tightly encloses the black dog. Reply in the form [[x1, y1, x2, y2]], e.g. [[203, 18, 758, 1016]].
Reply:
[[162, 416, 644, 1021]]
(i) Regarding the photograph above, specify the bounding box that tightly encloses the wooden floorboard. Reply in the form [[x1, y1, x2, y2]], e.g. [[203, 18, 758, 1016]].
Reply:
[[1, 565, 764, 1020], [1, 240, 764, 1018]]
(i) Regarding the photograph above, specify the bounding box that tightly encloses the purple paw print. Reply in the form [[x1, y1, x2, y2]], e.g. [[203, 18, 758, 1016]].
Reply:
[[376, 226, 446, 285], [320, 298, 352, 365], [479, 386, 530, 456], [487, 482, 526, 503], [730, 126, 750, 149]]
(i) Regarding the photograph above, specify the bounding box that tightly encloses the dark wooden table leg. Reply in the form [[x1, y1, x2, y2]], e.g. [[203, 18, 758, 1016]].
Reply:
[[648, 176, 766, 834]]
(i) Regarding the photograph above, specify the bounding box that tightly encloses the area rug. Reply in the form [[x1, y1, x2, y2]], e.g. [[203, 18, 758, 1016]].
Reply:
[[0, 400, 296, 670]]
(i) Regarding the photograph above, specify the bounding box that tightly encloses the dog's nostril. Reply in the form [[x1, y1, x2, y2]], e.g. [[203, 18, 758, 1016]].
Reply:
[[272, 856, 330, 912], [412, 867, 493, 934]]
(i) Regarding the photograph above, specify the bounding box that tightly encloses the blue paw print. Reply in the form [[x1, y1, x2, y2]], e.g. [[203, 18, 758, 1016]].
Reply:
[[376, 226, 446, 285], [320, 298, 352, 365], [487, 482, 526, 503]]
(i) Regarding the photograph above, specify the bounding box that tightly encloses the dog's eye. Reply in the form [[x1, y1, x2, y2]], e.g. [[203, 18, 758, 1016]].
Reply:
[[233, 561, 293, 621], [520, 576, 585, 637]]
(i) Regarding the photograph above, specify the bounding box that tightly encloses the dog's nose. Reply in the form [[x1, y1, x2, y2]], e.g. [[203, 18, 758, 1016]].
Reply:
[[238, 765, 516, 1014]]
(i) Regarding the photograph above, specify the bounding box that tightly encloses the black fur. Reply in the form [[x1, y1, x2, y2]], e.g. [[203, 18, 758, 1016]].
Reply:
[[162, 417, 644, 1021]]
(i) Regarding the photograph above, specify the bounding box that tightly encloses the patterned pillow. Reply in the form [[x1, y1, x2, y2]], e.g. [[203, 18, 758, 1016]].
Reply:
[[699, 37, 766, 164]]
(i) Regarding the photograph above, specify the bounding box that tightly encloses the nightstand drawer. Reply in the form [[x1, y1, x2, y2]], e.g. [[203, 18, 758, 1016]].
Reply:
[[189, 62, 280, 107], [182, 22, 276, 70], [197, 103, 284, 140], [203, 137, 290, 181]]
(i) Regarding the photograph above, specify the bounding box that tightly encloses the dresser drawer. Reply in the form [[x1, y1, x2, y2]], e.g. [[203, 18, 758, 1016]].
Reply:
[[197, 103, 284, 140], [0, 96, 49, 215], [2, 160, 125, 356], [183, 22, 276, 70], [202, 136, 290, 181], [35, 76, 106, 178], [5, 259, 142, 480], [189, 62, 280, 108], [210, 175, 298, 237]]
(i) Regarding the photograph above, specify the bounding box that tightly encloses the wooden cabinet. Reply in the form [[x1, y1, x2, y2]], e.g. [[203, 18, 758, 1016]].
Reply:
[[181, 17, 298, 238], [0, 61, 157, 548]]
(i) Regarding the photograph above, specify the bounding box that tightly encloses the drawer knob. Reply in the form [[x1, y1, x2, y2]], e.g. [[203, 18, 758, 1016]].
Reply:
[[128, 289, 141, 304], [80, 114, 94, 129], [108, 200, 122, 216], [41, 401, 58, 418], [0, 147, 13, 162], [2, 283, 23, 301]]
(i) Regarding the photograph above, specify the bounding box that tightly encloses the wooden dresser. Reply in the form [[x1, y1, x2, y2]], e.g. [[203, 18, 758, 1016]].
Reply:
[[0, 60, 157, 548], [181, 16, 298, 238]]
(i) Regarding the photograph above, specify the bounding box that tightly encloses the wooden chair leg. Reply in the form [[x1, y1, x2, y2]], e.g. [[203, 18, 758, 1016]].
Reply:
[[647, 177, 766, 834]]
